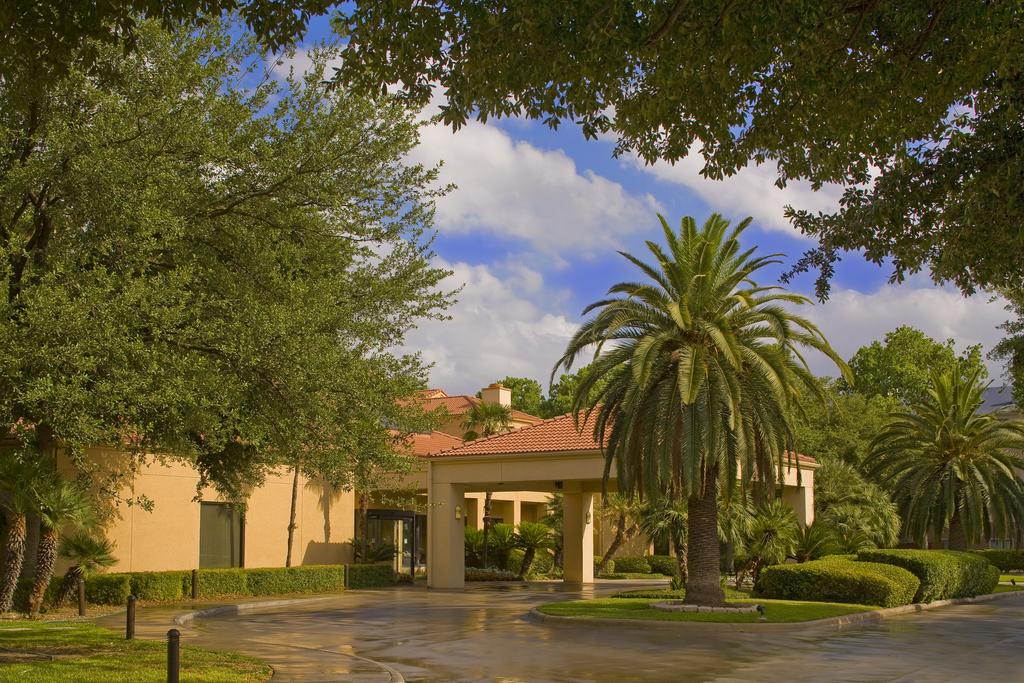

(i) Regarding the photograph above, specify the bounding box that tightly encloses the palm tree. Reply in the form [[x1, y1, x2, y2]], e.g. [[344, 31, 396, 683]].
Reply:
[[596, 493, 641, 572], [462, 401, 513, 441], [740, 500, 799, 586], [868, 364, 1024, 550], [27, 479, 93, 614], [555, 214, 847, 605], [515, 522, 554, 578], [792, 521, 838, 563], [0, 456, 41, 613], [52, 532, 117, 608], [638, 497, 688, 582]]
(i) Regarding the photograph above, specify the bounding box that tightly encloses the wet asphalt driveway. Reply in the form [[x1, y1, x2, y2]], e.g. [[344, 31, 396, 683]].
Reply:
[[100, 581, 1024, 682]]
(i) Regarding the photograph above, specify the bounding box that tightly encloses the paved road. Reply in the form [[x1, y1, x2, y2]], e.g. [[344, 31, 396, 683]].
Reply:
[[102, 582, 1024, 682]]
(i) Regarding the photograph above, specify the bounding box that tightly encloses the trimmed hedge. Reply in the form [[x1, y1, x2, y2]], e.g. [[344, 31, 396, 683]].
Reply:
[[246, 565, 347, 595], [346, 562, 396, 589], [646, 555, 678, 576], [465, 567, 521, 581], [973, 549, 1024, 572], [85, 573, 132, 605], [193, 568, 249, 597], [613, 556, 652, 574], [858, 549, 1000, 602], [756, 558, 920, 607], [130, 571, 187, 601]]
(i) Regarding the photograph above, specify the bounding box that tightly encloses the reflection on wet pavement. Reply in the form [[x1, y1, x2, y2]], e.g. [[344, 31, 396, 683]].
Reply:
[[99, 582, 1024, 682]]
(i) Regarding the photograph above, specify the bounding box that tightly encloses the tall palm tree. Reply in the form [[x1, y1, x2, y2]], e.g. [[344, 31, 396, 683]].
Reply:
[[27, 479, 93, 614], [462, 401, 513, 440], [53, 531, 117, 608], [596, 493, 641, 572], [0, 455, 42, 613], [868, 364, 1024, 550], [555, 214, 847, 605]]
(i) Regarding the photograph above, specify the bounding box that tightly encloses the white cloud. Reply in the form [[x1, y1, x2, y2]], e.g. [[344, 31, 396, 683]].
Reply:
[[404, 259, 578, 394], [629, 143, 843, 236], [408, 121, 663, 262], [803, 282, 1010, 377]]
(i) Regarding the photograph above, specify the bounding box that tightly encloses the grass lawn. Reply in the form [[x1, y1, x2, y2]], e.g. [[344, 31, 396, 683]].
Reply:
[[993, 584, 1024, 593], [597, 573, 673, 580], [538, 591, 877, 624], [0, 621, 271, 683], [999, 574, 1023, 584]]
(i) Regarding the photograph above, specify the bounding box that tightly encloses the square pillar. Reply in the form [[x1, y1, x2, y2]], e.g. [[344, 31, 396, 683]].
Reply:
[[427, 475, 465, 589], [562, 491, 595, 584]]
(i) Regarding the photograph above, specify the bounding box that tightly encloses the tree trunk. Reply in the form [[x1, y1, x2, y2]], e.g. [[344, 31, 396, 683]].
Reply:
[[597, 514, 637, 572], [0, 512, 26, 612], [684, 468, 726, 606], [28, 527, 59, 615], [285, 465, 299, 567], [482, 492, 492, 568], [948, 509, 968, 551], [519, 547, 535, 578], [53, 566, 83, 608]]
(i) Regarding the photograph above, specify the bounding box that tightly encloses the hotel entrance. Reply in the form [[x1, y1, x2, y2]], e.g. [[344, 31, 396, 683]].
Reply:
[[366, 509, 427, 577]]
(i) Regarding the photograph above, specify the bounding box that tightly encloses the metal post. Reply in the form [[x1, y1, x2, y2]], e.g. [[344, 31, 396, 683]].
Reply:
[[126, 595, 136, 640], [77, 578, 86, 616], [191, 569, 199, 600], [167, 628, 181, 683]]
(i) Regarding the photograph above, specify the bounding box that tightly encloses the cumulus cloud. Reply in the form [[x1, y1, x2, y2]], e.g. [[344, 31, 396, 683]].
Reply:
[[404, 259, 578, 394], [408, 121, 663, 262], [803, 282, 1009, 377], [629, 144, 843, 236]]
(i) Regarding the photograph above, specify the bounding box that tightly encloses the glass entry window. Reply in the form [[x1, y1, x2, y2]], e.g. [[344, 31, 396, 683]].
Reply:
[[366, 510, 424, 577], [199, 502, 244, 568]]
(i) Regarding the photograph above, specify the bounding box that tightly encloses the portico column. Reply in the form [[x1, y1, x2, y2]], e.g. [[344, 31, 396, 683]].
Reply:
[[563, 491, 595, 584], [427, 468, 465, 589]]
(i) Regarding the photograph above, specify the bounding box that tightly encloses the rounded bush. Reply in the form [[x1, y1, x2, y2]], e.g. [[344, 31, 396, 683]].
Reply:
[[972, 549, 1024, 572], [858, 549, 1000, 602], [613, 556, 652, 574], [646, 555, 678, 576], [756, 558, 919, 607]]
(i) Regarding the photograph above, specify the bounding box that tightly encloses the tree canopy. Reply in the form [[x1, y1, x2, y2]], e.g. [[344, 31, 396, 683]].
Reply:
[[0, 20, 450, 503], [495, 376, 544, 417], [333, 1, 1024, 298], [844, 326, 987, 406]]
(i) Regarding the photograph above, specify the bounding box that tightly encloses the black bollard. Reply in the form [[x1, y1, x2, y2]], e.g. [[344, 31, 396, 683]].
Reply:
[[77, 578, 86, 617], [191, 568, 199, 600], [126, 595, 137, 640], [167, 628, 181, 683]]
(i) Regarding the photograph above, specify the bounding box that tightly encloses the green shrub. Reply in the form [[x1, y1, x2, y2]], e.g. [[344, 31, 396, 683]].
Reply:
[[465, 567, 521, 581], [613, 556, 652, 574], [858, 549, 1000, 602], [85, 573, 132, 605], [646, 555, 678, 576], [973, 549, 1024, 572], [194, 568, 249, 598], [529, 549, 555, 576], [346, 562, 396, 589], [756, 558, 919, 607], [508, 548, 526, 575], [245, 565, 347, 595], [129, 571, 187, 601], [11, 578, 60, 611]]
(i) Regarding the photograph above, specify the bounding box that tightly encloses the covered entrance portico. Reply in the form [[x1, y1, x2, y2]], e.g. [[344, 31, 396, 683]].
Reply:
[[423, 414, 816, 589]]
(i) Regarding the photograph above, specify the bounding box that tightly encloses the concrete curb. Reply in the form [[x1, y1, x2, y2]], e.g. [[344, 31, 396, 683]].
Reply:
[[527, 588, 1024, 633], [172, 596, 335, 625]]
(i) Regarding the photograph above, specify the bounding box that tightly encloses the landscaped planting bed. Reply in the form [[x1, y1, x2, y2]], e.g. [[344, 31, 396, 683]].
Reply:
[[755, 558, 920, 607], [857, 549, 999, 602], [538, 595, 875, 623]]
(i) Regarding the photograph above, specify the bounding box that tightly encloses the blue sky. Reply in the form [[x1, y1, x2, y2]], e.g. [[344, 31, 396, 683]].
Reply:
[[284, 15, 1010, 395]]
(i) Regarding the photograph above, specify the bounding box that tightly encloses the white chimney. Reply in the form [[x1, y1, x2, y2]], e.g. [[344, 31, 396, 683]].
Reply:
[[480, 382, 512, 408]]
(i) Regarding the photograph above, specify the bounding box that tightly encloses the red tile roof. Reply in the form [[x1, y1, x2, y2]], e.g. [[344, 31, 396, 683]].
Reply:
[[393, 430, 465, 456], [414, 394, 543, 425], [430, 412, 819, 468], [429, 413, 604, 457]]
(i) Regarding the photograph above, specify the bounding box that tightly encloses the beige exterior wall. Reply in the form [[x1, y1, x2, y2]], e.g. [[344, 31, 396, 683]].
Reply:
[[64, 448, 357, 574]]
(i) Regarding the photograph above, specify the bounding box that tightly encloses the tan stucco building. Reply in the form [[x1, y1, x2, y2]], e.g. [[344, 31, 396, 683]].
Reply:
[[48, 382, 817, 586]]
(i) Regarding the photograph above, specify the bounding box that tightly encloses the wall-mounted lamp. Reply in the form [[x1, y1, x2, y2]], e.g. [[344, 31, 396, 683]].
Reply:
[[454, 504, 463, 520], [585, 511, 592, 525]]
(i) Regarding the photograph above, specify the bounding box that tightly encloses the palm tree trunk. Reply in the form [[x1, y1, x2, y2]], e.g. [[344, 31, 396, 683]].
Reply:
[[596, 514, 636, 572], [482, 492, 492, 568], [671, 533, 687, 586], [0, 511, 26, 612], [684, 468, 725, 606], [519, 547, 536, 578], [285, 464, 299, 567], [53, 566, 83, 608], [947, 509, 968, 551], [28, 527, 59, 615]]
